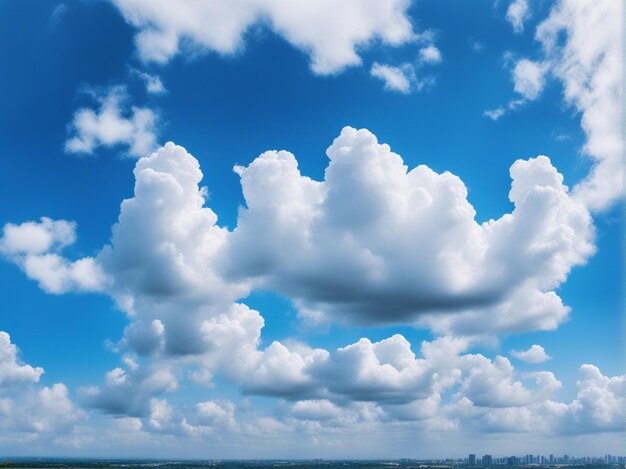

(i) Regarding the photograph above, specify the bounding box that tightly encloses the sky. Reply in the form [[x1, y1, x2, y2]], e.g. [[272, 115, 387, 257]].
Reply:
[[0, 0, 624, 459]]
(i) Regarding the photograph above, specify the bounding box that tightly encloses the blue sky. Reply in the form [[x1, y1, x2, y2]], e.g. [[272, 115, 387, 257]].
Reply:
[[0, 0, 623, 459]]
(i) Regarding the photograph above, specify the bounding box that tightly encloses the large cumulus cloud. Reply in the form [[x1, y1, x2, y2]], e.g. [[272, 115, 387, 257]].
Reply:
[[227, 127, 594, 333], [2, 128, 594, 339]]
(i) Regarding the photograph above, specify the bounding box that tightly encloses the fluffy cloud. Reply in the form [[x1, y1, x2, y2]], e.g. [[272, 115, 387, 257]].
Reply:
[[112, 0, 415, 75], [65, 86, 159, 158], [0, 130, 606, 440], [418, 45, 442, 64], [80, 362, 178, 417], [370, 63, 414, 93], [503, 0, 623, 211], [558, 364, 626, 433], [138, 72, 166, 94], [0, 218, 105, 294], [194, 400, 236, 429], [3, 128, 594, 342], [309, 335, 433, 404], [0, 383, 83, 436], [510, 344, 552, 364], [512, 59, 546, 100], [227, 127, 594, 333], [370, 42, 441, 94], [445, 364, 625, 435], [0, 332, 44, 388], [506, 0, 530, 33], [0, 333, 83, 441], [483, 58, 544, 121]]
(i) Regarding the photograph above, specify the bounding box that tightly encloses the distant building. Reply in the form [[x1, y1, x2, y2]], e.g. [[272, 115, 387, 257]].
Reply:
[[469, 454, 476, 466], [482, 455, 493, 466]]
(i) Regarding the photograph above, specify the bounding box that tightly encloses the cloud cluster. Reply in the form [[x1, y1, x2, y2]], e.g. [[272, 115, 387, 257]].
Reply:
[[65, 86, 159, 158], [112, 0, 415, 75], [86, 330, 625, 442], [3, 128, 594, 339]]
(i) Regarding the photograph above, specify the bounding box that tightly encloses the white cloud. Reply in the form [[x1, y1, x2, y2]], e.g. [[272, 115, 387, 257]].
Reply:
[[289, 399, 342, 422], [0, 333, 83, 442], [0, 383, 83, 436], [0, 332, 44, 388], [112, 0, 416, 75], [513, 59, 545, 101], [0, 131, 610, 442], [80, 362, 178, 417], [370, 63, 414, 93], [4, 129, 595, 344], [65, 86, 159, 158], [139, 72, 166, 94], [512, 59, 546, 100], [228, 127, 594, 334], [446, 364, 625, 436], [0, 217, 75, 256], [483, 107, 506, 121], [195, 400, 236, 429], [371, 43, 441, 93], [309, 335, 433, 404], [506, 0, 530, 33], [506, 0, 623, 211], [483, 98, 525, 121], [483, 58, 544, 120], [511, 344, 552, 363], [560, 364, 626, 433], [418, 45, 442, 64], [0, 218, 105, 294]]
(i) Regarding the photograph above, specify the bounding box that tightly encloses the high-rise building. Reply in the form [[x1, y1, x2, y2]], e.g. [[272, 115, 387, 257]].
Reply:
[[482, 455, 493, 466], [469, 454, 476, 466]]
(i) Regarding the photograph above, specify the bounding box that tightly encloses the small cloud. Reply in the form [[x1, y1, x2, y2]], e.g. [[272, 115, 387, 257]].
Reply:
[[483, 99, 524, 121], [470, 40, 485, 53], [510, 345, 552, 364], [506, 0, 531, 33], [65, 86, 159, 158], [418, 45, 442, 65], [483, 107, 506, 121], [371, 63, 414, 94], [484, 58, 545, 121], [513, 59, 547, 101], [132, 70, 167, 95]]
